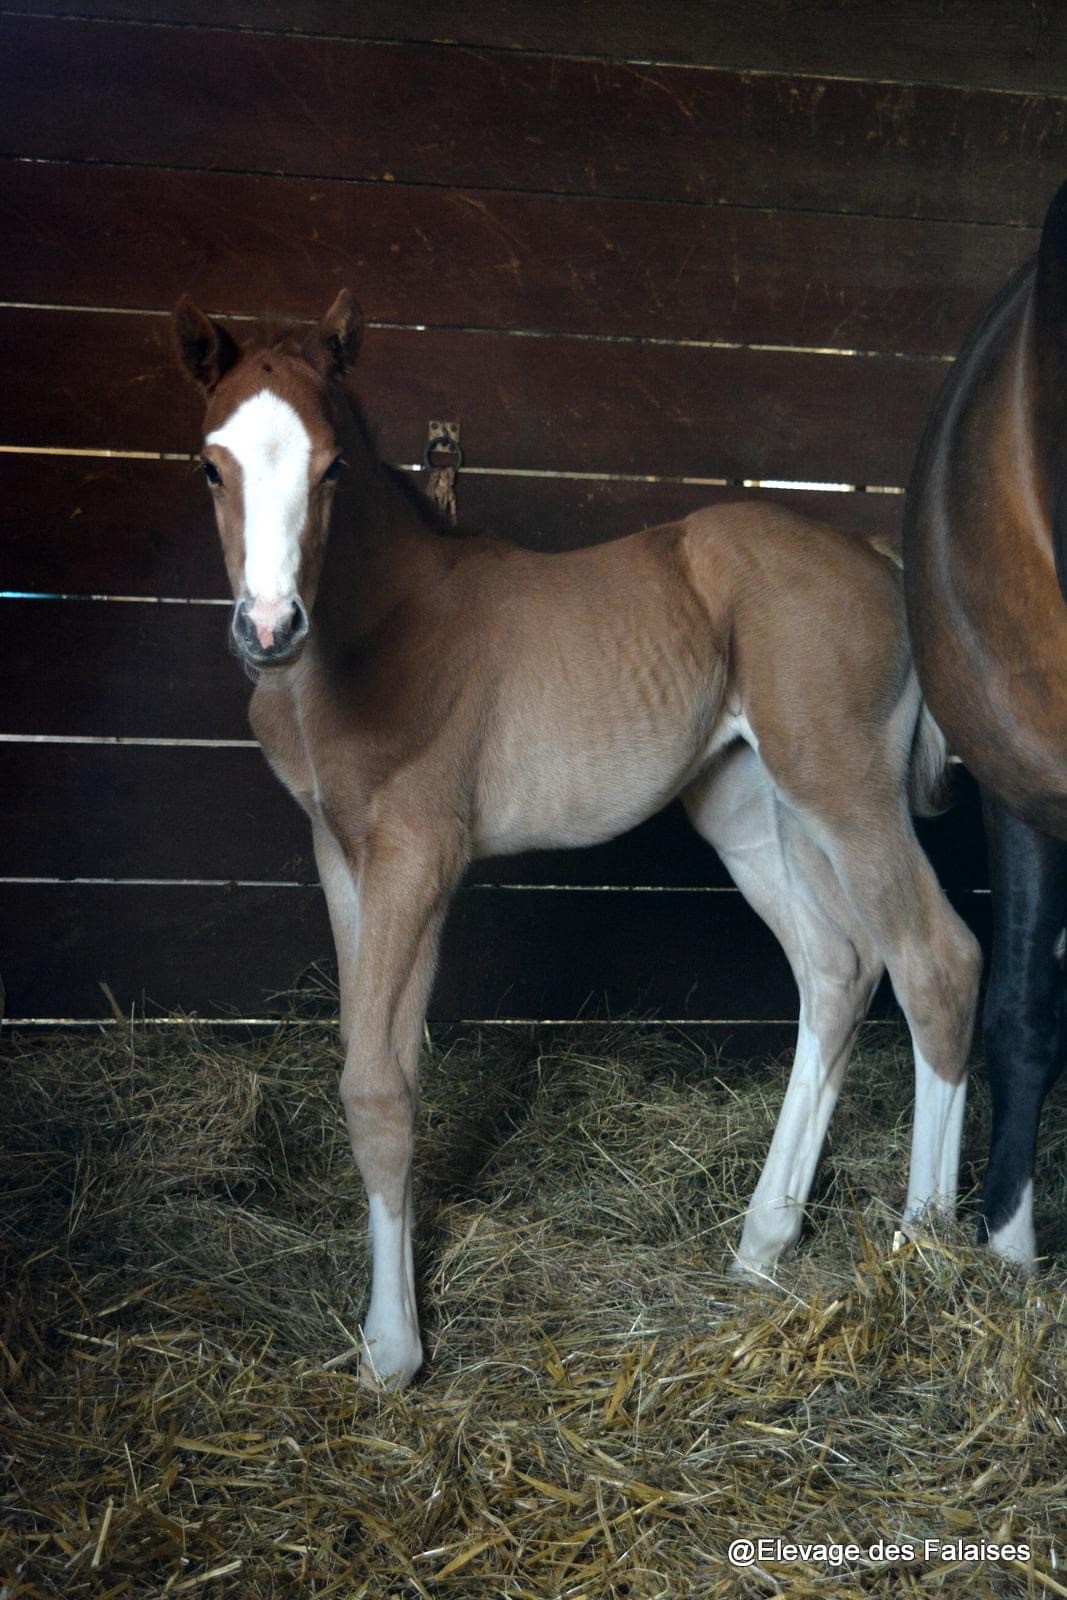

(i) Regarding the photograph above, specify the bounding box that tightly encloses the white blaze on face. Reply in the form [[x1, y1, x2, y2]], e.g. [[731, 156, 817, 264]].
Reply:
[[206, 390, 313, 647]]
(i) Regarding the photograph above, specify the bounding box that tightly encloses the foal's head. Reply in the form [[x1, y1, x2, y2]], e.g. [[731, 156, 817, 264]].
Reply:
[[173, 292, 362, 668]]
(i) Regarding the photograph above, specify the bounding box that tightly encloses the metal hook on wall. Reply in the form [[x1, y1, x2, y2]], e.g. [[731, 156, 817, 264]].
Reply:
[[422, 420, 463, 527]]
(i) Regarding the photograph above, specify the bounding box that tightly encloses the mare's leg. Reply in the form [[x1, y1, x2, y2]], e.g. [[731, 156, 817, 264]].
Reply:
[[332, 826, 465, 1388], [313, 819, 361, 1045], [978, 793, 1067, 1263], [684, 743, 883, 1275]]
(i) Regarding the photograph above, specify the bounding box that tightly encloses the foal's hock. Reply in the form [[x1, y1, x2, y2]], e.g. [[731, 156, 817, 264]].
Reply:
[[175, 290, 979, 1388]]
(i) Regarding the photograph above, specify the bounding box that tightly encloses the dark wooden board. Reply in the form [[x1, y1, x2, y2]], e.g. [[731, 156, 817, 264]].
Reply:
[[0, 310, 946, 486], [2, 744, 988, 891], [0, 454, 220, 598], [2, 598, 249, 739], [0, 453, 905, 601], [3, 18, 1066, 225], [0, 880, 992, 1023], [450, 478, 906, 551], [2, 742, 739, 886], [0, 454, 904, 600], [18, 516, 973, 732], [7, 1, 1063, 96], [3, 742, 314, 882], [0, 456, 222, 602], [0, 160, 1035, 357]]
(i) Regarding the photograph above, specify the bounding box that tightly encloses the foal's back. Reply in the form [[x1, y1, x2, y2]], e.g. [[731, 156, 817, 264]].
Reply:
[[465, 500, 909, 856]]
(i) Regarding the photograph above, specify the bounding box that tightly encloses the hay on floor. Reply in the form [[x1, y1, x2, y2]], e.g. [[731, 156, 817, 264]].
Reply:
[[1, 1021, 1065, 1598]]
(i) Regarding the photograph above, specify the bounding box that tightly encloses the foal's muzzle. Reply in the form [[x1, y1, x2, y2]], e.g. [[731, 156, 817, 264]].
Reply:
[[231, 596, 309, 666]]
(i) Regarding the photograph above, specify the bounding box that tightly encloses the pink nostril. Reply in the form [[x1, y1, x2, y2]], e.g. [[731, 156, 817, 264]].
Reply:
[[236, 595, 306, 656], [247, 596, 293, 651]]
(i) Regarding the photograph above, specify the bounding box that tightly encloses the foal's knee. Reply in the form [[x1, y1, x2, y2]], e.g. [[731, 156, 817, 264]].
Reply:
[[339, 1063, 416, 1198]]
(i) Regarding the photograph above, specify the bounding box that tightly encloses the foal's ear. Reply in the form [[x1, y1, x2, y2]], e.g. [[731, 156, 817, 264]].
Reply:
[[313, 289, 363, 380], [172, 295, 239, 393]]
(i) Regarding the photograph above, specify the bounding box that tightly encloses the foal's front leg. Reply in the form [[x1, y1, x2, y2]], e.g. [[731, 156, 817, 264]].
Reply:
[[313, 819, 360, 1045], [331, 827, 464, 1388]]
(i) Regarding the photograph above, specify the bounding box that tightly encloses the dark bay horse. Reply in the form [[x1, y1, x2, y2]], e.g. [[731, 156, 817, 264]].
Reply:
[[175, 292, 979, 1387], [905, 178, 1067, 1265]]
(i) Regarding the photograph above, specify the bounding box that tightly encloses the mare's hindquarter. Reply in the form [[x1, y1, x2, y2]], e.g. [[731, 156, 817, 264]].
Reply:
[[905, 265, 1067, 833]]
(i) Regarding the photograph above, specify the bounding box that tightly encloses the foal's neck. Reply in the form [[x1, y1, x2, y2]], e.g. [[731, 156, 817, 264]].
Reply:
[[312, 409, 452, 655]]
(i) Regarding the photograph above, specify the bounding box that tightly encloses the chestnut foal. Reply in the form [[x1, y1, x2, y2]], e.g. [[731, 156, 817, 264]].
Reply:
[[175, 292, 979, 1388]]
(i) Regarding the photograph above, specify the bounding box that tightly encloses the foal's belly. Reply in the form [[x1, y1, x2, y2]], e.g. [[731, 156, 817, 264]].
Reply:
[[471, 720, 713, 858]]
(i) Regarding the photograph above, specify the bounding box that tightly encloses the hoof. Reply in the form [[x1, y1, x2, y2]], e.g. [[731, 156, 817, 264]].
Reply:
[[357, 1327, 423, 1391], [899, 1197, 955, 1231], [727, 1254, 780, 1286], [981, 1181, 1038, 1271], [985, 1234, 1040, 1274]]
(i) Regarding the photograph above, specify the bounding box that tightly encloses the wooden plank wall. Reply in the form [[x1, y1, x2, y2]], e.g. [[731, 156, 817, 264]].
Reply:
[[0, 1, 1059, 1030]]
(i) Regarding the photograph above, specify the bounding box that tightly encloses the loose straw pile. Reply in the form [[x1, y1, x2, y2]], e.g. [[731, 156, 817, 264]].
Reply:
[[1, 1021, 1064, 1596]]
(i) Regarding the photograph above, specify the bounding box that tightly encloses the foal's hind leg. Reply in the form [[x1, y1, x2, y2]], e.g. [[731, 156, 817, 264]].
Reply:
[[978, 793, 1067, 1264], [684, 743, 883, 1275], [804, 791, 980, 1233]]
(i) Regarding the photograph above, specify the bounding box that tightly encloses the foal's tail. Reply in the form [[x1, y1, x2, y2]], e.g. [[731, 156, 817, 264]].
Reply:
[[864, 532, 954, 816], [908, 699, 953, 817]]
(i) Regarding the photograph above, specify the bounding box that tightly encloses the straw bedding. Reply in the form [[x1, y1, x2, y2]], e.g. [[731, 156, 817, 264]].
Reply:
[[1, 1019, 1064, 1598]]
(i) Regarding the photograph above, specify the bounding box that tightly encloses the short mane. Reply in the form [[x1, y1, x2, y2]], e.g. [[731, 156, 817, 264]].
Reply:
[[241, 318, 477, 541]]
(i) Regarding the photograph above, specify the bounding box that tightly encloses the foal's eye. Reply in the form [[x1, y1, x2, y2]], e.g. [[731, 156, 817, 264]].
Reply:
[[322, 456, 343, 484], [202, 459, 222, 488]]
